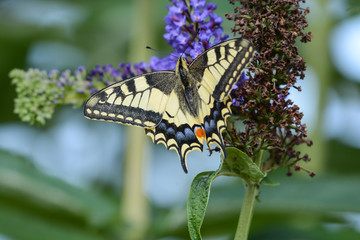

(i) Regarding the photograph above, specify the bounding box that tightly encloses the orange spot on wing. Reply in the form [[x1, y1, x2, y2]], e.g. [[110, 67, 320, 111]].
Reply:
[[195, 128, 206, 139]]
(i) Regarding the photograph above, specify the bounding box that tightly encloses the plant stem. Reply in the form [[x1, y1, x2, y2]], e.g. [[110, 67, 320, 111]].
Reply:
[[234, 180, 258, 240], [234, 150, 265, 240], [120, 0, 154, 239]]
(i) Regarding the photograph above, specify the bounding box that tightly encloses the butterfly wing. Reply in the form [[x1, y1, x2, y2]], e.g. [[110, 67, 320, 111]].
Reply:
[[84, 71, 177, 128], [84, 70, 204, 172], [186, 38, 254, 158], [189, 38, 255, 101]]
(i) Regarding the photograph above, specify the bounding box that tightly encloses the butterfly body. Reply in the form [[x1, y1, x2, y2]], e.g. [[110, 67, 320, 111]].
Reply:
[[84, 38, 254, 173]]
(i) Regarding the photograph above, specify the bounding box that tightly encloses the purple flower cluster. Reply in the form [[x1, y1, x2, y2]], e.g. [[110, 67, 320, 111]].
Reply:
[[149, 0, 228, 71], [84, 62, 149, 93], [84, 1, 229, 82], [48, 62, 150, 97], [83, 0, 243, 97], [80, 0, 248, 107]]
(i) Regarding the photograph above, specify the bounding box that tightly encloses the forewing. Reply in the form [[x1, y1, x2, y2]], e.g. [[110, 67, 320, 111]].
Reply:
[[84, 71, 176, 128], [189, 38, 255, 101]]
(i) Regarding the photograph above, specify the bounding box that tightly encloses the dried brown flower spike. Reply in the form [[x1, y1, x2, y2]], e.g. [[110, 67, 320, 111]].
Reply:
[[226, 0, 313, 176]]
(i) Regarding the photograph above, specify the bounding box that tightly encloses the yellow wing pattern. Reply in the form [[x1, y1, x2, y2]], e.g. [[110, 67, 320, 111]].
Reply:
[[84, 38, 255, 173]]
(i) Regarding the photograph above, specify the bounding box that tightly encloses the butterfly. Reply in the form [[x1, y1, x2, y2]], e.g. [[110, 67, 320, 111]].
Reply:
[[84, 38, 254, 173]]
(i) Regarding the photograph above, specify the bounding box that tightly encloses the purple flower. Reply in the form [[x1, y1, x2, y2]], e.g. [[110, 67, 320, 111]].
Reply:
[[232, 98, 242, 107], [83, 62, 151, 95], [190, 0, 206, 9], [191, 9, 208, 22], [165, 11, 186, 28], [231, 72, 248, 107], [205, 2, 216, 12], [90, 88, 98, 94], [119, 63, 135, 77], [134, 62, 149, 75], [86, 82, 93, 88], [89, 64, 103, 80], [199, 29, 212, 42], [60, 70, 71, 85], [164, 25, 181, 43], [74, 66, 85, 75], [212, 28, 228, 43], [149, 54, 179, 71], [168, 1, 187, 14], [176, 32, 190, 45], [189, 42, 204, 59], [49, 69, 59, 79], [111, 68, 120, 78], [103, 64, 112, 72], [209, 12, 222, 24]]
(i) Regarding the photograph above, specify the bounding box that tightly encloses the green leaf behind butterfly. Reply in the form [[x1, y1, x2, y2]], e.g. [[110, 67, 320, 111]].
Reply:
[[187, 171, 218, 240], [220, 147, 265, 182]]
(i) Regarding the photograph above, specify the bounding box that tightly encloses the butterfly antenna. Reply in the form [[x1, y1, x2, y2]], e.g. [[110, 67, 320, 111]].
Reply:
[[146, 46, 166, 55], [146, 46, 181, 60]]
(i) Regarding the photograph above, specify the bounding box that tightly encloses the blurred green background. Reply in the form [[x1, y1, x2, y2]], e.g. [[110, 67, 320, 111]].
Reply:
[[1, 0, 360, 239]]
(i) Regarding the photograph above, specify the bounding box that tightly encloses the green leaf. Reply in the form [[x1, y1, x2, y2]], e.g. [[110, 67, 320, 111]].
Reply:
[[261, 176, 280, 186], [220, 147, 265, 181], [187, 171, 218, 240]]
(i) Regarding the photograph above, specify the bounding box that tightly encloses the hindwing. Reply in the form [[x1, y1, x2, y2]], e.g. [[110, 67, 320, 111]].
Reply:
[[145, 96, 232, 172]]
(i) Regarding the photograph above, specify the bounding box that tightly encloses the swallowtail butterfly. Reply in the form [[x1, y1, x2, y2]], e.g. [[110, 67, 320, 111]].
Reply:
[[84, 38, 254, 173]]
